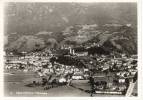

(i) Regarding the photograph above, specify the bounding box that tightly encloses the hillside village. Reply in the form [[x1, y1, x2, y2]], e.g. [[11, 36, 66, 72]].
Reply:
[[4, 40, 137, 96]]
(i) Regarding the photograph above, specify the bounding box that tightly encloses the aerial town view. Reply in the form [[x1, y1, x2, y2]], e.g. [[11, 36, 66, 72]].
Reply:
[[4, 2, 137, 97]]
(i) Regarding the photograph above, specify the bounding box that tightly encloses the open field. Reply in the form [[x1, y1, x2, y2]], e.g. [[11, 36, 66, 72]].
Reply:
[[4, 70, 90, 97], [4, 70, 126, 97]]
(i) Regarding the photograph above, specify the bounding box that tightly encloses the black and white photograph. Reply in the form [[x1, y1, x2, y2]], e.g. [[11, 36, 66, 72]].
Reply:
[[3, 1, 139, 97]]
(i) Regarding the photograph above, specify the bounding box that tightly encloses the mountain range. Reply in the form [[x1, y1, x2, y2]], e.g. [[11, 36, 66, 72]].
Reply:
[[5, 24, 137, 55], [4, 3, 137, 55]]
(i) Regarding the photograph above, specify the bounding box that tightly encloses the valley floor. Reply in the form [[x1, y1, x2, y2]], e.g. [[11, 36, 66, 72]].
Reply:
[[4, 70, 127, 97]]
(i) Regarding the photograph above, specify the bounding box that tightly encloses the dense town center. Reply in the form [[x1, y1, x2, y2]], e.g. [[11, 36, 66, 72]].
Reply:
[[4, 45, 137, 96]]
